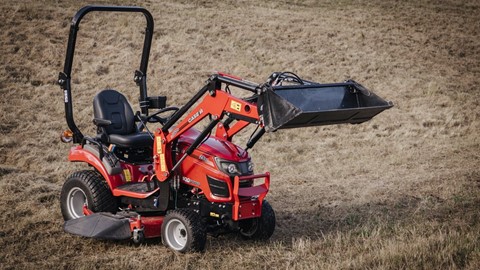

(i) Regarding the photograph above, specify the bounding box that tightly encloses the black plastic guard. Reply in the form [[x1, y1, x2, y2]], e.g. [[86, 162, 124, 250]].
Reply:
[[63, 213, 131, 240]]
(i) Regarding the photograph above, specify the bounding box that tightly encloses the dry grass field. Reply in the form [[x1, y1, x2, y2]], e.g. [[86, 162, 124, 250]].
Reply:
[[1, 0, 479, 269]]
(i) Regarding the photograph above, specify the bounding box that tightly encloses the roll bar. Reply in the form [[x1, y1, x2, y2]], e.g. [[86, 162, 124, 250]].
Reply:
[[58, 6, 154, 143]]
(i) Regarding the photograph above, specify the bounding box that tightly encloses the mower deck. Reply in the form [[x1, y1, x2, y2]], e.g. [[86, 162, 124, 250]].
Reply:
[[64, 212, 132, 240], [64, 207, 164, 240]]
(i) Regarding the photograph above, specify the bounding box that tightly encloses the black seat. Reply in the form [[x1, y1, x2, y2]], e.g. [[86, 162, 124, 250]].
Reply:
[[93, 89, 153, 148]]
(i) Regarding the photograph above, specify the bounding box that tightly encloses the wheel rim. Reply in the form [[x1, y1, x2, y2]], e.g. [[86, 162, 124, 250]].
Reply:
[[164, 219, 188, 251], [66, 187, 87, 219]]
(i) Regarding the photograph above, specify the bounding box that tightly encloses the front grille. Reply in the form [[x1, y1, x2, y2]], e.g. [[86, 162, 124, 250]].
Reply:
[[207, 176, 230, 198]]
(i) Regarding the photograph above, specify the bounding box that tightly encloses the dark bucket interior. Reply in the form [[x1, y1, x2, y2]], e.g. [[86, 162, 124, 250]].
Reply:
[[259, 81, 393, 132]]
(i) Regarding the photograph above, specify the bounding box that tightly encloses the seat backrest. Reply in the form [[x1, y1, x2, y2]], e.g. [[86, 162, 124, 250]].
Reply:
[[93, 89, 136, 135]]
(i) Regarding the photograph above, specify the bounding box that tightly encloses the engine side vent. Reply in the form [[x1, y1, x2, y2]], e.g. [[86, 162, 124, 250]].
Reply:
[[207, 176, 229, 198]]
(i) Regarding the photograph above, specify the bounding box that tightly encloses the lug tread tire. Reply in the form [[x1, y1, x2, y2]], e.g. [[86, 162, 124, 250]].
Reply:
[[60, 170, 117, 220], [240, 200, 276, 241], [161, 209, 207, 253]]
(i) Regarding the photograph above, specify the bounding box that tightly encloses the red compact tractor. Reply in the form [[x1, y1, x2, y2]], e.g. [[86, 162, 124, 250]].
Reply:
[[58, 6, 392, 253]]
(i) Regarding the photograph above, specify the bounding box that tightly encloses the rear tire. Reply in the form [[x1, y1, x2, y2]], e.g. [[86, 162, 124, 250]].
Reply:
[[161, 209, 206, 253], [60, 170, 117, 221], [239, 200, 276, 241]]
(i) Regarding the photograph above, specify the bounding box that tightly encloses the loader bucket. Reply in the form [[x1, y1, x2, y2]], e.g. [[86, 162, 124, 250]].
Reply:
[[259, 80, 393, 132]]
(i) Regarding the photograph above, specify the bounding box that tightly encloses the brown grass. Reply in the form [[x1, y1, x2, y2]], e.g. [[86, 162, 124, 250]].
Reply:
[[1, 0, 479, 269]]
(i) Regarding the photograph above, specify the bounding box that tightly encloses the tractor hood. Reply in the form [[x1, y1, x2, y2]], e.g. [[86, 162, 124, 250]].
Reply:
[[178, 128, 248, 162]]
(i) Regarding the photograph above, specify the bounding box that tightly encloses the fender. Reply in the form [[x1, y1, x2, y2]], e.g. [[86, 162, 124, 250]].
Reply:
[[68, 145, 124, 190]]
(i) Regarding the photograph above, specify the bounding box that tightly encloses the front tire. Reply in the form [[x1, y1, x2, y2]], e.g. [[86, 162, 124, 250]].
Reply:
[[161, 209, 206, 253], [60, 170, 117, 220], [239, 200, 276, 240]]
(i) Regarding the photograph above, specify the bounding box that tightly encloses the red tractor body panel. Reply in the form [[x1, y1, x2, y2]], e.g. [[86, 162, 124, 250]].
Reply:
[[68, 146, 124, 190], [179, 128, 249, 161]]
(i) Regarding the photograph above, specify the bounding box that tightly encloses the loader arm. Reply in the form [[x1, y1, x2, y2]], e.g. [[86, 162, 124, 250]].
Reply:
[[154, 73, 261, 181], [215, 119, 251, 141], [166, 90, 259, 142]]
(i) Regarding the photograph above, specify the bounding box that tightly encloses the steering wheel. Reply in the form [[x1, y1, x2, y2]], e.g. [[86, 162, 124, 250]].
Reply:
[[144, 106, 179, 124]]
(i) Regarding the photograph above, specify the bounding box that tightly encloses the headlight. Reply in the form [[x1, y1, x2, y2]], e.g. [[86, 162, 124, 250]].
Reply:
[[215, 158, 253, 176], [225, 163, 239, 174], [220, 162, 239, 175]]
